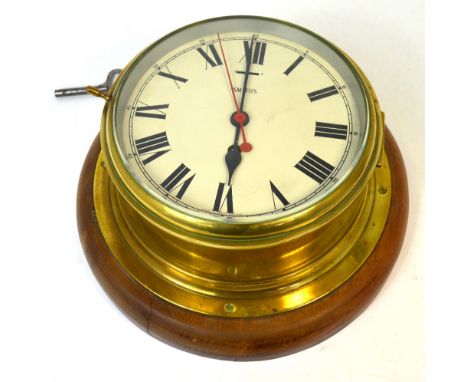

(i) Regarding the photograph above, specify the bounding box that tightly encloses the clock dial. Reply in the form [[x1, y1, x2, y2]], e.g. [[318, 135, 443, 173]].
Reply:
[[114, 21, 368, 222]]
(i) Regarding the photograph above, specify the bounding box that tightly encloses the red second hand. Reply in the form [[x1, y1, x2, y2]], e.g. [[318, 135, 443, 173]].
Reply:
[[217, 32, 252, 153]]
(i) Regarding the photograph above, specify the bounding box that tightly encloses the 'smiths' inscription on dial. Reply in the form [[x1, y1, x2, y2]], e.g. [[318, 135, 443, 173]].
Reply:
[[135, 104, 169, 119], [197, 44, 223, 68], [161, 163, 195, 199], [213, 183, 234, 213], [135, 132, 170, 165], [307, 86, 338, 102], [295, 151, 335, 184], [314, 121, 348, 140]]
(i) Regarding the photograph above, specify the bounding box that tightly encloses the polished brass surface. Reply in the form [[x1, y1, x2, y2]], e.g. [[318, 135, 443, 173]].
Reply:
[[94, 151, 391, 317]]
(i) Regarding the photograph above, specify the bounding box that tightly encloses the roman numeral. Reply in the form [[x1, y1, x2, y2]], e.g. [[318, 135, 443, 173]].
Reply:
[[307, 86, 338, 102], [157, 71, 188, 88], [213, 183, 233, 213], [270, 181, 289, 209], [161, 164, 195, 199], [135, 132, 170, 165], [295, 151, 335, 184], [284, 56, 304, 75], [243, 40, 267, 65], [135, 104, 169, 119], [197, 44, 223, 67], [315, 122, 348, 140]]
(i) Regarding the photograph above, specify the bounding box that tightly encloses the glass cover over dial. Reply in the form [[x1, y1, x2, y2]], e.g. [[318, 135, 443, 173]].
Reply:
[[113, 17, 368, 223]]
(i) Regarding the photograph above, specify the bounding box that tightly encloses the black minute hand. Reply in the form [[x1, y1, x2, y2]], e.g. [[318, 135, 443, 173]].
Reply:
[[238, 35, 256, 115], [230, 35, 255, 150]]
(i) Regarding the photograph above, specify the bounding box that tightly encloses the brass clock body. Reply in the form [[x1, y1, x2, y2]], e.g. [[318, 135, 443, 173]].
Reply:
[[75, 15, 408, 359]]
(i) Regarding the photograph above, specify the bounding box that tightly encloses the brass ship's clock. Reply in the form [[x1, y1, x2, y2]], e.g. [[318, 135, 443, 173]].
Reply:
[[59, 15, 408, 360]]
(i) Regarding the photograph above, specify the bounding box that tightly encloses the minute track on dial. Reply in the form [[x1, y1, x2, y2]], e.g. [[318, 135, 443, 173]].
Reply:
[[123, 30, 360, 219]]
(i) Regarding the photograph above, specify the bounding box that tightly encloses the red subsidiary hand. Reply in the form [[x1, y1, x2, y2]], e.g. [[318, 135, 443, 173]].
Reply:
[[217, 33, 252, 153]]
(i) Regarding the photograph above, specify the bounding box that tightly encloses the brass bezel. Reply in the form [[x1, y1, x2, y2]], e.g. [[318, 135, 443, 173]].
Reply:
[[100, 15, 384, 243]]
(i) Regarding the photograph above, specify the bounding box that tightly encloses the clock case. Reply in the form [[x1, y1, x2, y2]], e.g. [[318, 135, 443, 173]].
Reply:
[[76, 16, 408, 360]]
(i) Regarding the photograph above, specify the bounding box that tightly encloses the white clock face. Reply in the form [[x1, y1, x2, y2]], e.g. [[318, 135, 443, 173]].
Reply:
[[114, 17, 368, 222]]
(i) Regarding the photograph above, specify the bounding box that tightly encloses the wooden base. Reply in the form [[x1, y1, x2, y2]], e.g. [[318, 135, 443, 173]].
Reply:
[[77, 127, 408, 360]]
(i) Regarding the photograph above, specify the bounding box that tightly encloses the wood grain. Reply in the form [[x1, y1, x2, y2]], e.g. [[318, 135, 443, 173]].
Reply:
[[77, 127, 408, 360]]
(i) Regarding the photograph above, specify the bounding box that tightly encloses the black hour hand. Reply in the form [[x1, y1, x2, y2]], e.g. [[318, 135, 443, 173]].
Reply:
[[225, 145, 242, 185]]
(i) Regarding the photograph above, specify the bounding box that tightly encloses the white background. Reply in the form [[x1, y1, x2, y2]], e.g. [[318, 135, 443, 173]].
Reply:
[[0, 0, 431, 381]]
